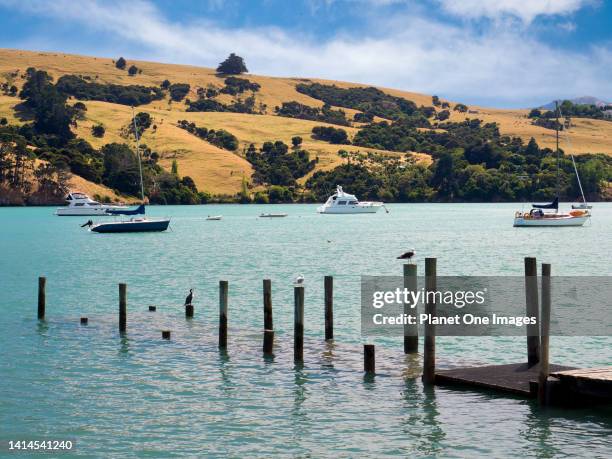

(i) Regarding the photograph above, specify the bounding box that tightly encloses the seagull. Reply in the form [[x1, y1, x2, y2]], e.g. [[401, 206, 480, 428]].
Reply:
[[397, 249, 416, 263], [81, 220, 93, 227], [294, 274, 305, 286], [184, 289, 193, 306]]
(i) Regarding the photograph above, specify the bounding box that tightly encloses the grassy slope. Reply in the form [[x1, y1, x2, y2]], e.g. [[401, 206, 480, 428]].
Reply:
[[1, 48, 611, 195]]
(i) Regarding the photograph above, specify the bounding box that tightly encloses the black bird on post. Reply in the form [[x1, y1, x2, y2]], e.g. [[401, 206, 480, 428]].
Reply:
[[81, 220, 93, 227], [397, 249, 416, 263], [185, 289, 194, 306]]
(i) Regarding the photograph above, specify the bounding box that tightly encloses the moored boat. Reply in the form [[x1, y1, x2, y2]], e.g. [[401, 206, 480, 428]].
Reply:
[[317, 185, 386, 214], [90, 217, 170, 233], [259, 213, 288, 218], [206, 215, 223, 220], [56, 192, 127, 216]]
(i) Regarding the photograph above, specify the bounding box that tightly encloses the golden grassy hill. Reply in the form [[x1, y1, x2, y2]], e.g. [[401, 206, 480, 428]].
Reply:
[[1, 48, 611, 196]]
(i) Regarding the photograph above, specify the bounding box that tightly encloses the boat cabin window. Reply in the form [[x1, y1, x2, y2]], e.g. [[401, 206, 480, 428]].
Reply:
[[74, 203, 85, 206], [332, 196, 337, 201], [348, 200, 358, 205], [337, 200, 347, 205], [88, 202, 100, 206]]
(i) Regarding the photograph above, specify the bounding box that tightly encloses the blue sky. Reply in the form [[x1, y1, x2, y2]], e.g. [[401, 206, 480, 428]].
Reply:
[[0, 0, 610, 107]]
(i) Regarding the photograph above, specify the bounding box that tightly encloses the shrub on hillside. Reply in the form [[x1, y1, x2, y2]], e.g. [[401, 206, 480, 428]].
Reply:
[[216, 53, 248, 75], [311, 126, 350, 144]]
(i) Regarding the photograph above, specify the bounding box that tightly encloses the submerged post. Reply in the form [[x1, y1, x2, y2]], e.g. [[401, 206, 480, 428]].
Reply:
[[422, 258, 437, 385], [324, 276, 333, 341], [162, 330, 171, 340], [403, 264, 418, 353], [119, 283, 127, 333], [80, 317, 88, 325], [37, 276, 46, 320], [294, 285, 304, 363], [538, 263, 552, 405], [219, 280, 228, 349], [185, 304, 194, 318], [364, 344, 375, 374], [263, 279, 274, 355], [524, 257, 540, 366]]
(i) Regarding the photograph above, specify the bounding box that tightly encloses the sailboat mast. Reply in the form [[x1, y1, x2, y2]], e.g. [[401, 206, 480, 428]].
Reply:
[[555, 101, 560, 199], [131, 107, 145, 202]]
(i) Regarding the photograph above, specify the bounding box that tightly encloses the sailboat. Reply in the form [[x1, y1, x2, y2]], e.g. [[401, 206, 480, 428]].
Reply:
[[86, 109, 171, 233], [513, 102, 590, 227]]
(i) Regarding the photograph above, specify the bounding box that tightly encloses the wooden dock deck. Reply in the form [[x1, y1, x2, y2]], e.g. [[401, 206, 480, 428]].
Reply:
[[550, 367, 612, 400], [435, 363, 576, 397]]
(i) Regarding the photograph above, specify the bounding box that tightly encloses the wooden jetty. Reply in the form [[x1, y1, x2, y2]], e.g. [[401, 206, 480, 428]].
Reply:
[[33, 256, 610, 408], [431, 259, 611, 406]]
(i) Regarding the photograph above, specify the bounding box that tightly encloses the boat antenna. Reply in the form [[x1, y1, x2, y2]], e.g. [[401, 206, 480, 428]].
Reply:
[[131, 106, 145, 202]]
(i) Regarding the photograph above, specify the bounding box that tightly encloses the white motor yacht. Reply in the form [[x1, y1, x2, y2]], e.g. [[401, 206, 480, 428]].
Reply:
[[56, 192, 127, 216], [317, 185, 386, 214]]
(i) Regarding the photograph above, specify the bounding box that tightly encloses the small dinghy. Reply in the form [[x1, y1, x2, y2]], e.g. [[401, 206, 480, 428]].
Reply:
[[259, 213, 288, 218], [206, 215, 222, 221]]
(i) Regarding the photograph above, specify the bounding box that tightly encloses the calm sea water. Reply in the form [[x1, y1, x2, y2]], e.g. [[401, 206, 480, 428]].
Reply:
[[0, 203, 610, 457]]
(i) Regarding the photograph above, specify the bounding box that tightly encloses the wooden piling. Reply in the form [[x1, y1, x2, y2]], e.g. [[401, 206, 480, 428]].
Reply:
[[80, 317, 88, 325], [263, 279, 273, 330], [294, 285, 304, 362], [538, 263, 551, 405], [148, 306, 156, 312], [219, 280, 228, 349], [403, 264, 418, 353], [524, 257, 540, 366], [422, 258, 437, 385], [263, 279, 274, 355], [37, 276, 46, 320], [263, 330, 274, 355], [324, 276, 333, 341], [119, 283, 127, 333], [185, 304, 194, 318], [364, 344, 375, 374], [162, 330, 171, 340]]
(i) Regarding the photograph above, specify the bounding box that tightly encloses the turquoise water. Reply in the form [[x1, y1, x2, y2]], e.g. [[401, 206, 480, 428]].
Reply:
[[1, 203, 610, 457]]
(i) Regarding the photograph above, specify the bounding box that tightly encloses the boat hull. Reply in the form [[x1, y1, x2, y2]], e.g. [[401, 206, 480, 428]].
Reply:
[[56, 207, 125, 216], [513, 216, 589, 227], [91, 219, 170, 233], [317, 205, 381, 214]]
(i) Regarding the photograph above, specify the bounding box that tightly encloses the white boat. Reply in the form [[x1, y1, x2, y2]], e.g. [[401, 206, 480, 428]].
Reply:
[[56, 192, 127, 216], [317, 185, 386, 214], [513, 102, 590, 228], [84, 109, 171, 233], [259, 213, 288, 218], [206, 215, 222, 221], [513, 208, 590, 227]]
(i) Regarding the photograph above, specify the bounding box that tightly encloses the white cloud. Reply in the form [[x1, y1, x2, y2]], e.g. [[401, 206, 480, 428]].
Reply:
[[436, 0, 595, 24], [0, 0, 609, 107]]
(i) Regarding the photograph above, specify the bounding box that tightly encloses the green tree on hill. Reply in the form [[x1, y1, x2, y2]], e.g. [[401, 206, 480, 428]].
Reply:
[[216, 53, 248, 75], [115, 57, 126, 70], [128, 65, 139, 76]]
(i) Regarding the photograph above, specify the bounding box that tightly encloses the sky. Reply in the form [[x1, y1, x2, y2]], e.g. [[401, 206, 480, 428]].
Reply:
[[0, 0, 610, 108]]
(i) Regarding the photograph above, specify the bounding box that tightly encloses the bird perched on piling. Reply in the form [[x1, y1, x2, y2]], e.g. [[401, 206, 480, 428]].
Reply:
[[294, 274, 305, 286], [185, 289, 193, 306], [397, 249, 416, 263]]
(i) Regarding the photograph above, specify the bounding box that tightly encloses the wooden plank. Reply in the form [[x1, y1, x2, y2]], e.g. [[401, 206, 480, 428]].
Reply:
[[436, 363, 576, 397]]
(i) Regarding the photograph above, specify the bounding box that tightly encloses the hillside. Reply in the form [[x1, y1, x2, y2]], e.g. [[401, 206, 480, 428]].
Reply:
[[1, 48, 611, 201]]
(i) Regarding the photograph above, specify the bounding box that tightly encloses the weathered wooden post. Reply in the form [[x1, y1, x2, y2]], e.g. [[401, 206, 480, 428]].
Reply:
[[263, 279, 274, 355], [37, 276, 46, 320], [185, 304, 194, 318], [148, 306, 156, 312], [219, 280, 228, 349], [403, 264, 418, 353], [294, 285, 304, 363], [119, 283, 127, 333], [524, 257, 540, 366], [538, 263, 551, 405], [80, 317, 88, 325], [324, 276, 333, 341], [422, 258, 436, 385], [364, 344, 375, 374], [162, 330, 171, 340]]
